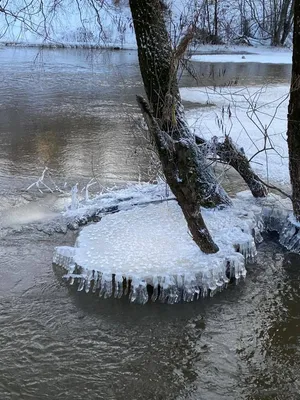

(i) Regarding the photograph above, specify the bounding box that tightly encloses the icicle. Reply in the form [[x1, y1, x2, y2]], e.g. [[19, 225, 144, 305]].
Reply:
[[279, 215, 300, 252], [238, 239, 257, 262], [164, 276, 180, 304], [84, 270, 95, 293], [151, 277, 160, 302], [129, 278, 148, 304], [71, 184, 79, 210], [113, 274, 123, 298], [77, 277, 86, 292], [158, 278, 168, 303], [99, 274, 113, 298], [53, 246, 75, 269]]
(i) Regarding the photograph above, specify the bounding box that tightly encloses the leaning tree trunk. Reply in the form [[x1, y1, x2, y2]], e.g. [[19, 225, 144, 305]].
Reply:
[[129, 0, 232, 253], [287, 0, 300, 220]]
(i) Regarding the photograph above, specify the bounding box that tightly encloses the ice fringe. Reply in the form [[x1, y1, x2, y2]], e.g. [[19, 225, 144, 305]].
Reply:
[[53, 183, 295, 304]]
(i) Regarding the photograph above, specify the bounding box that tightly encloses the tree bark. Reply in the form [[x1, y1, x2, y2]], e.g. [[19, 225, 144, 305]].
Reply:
[[287, 0, 300, 220], [129, 0, 232, 253]]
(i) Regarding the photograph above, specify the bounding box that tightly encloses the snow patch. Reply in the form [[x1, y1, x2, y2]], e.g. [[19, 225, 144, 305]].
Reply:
[[181, 85, 290, 185]]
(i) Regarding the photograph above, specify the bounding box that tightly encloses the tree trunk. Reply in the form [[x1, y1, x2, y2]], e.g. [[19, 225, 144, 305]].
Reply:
[[276, 0, 294, 46], [206, 0, 212, 35], [280, 0, 294, 45], [287, 0, 300, 220], [136, 96, 220, 253], [129, 0, 231, 253], [214, 0, 218, 40]]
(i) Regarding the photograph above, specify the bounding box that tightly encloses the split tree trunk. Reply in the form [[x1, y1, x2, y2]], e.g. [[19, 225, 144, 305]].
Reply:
[[287, 0, 300, 220], [129, 0, 231, 253]]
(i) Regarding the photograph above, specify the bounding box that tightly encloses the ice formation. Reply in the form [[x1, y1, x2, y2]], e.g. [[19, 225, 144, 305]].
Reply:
[[63, 181, 175, 230], [54, 200, 247, 304], [53, 181, 297, 304]]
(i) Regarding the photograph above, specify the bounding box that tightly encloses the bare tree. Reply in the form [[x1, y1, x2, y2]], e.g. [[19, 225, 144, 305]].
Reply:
[[0, 0, 294, 46], [128, 0, 270, 253], [245, 0, 294, 45], [129, 0, 234, 253]]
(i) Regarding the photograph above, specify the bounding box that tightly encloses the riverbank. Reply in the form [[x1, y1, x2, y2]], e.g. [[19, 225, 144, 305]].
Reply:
[[0, 41, 292, 60], [0, 41, 137, 51]]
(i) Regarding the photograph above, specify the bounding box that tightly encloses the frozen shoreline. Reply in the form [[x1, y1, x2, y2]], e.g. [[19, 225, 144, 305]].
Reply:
[[0, 41, 138, 51], [191, 46, 292, 64], [0, 41, 292, 58]]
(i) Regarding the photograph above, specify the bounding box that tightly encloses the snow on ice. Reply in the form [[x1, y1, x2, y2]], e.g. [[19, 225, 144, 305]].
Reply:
[[181, 85, 290, 185], [53, 183, 294, 304], [191, 47, 292, 65]]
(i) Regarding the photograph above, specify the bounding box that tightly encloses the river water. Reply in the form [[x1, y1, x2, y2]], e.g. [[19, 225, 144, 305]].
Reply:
[[1, 47, 299, 400]]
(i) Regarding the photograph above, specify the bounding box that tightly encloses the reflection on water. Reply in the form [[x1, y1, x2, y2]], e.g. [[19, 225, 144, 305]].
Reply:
[[180, 60, 291, 88], [0, 47, 292, 194], [0, 232, 299, 400], [0, 47, 297, 400], [0, 47, 147, 193], [178, 240, 300, 400]]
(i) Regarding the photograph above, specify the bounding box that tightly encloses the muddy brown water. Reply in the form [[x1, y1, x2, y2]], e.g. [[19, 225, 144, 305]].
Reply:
[[1, 47, 299, 400]]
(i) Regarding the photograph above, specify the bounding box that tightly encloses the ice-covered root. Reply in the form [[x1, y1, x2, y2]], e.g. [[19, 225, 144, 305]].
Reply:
[[63, 180, 175, 231]]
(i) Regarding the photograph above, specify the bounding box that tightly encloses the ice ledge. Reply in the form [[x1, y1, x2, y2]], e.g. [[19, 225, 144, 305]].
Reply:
[[53, 187, 293, 304]]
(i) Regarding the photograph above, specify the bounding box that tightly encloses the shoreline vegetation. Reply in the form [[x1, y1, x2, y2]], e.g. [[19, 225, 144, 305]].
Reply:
[[0, 41, 135, 50], [0, 41, 292, 54]]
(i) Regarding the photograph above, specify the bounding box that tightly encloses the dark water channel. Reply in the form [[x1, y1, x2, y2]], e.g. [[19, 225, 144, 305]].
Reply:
[[1, 47, 299, 400]]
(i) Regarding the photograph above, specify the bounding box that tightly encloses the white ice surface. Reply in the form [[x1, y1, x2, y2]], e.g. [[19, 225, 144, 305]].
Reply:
[[54, 184, 294, 304], [181, 85, 290, 185], [191, 48, 292, 64], [73, 200, 251, 277]]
